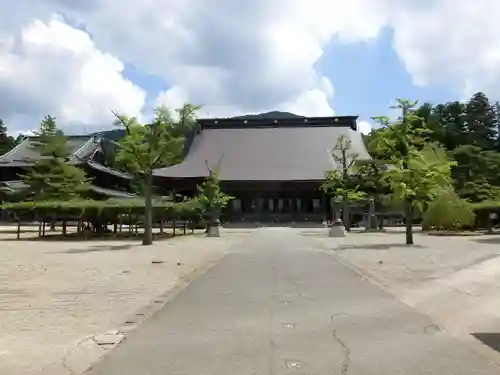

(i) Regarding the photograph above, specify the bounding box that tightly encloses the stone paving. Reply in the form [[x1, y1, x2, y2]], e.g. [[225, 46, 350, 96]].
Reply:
[[311, 228, 500, 365], [87, 228, 500, 374]]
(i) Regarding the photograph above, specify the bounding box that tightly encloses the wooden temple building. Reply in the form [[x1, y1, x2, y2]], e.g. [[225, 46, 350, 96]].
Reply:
[[0, 135, 135, 199], [0, 112, 371, 224], [154, 112, 370, 223]]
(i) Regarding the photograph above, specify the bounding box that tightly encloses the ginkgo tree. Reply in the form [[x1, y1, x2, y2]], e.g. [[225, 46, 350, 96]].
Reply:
[[371, 98, 452, 245], [196, 168, 234, 236], [113, 104, 199, 245], [385, 143, 456, 244], [321, 135, 365, 230]]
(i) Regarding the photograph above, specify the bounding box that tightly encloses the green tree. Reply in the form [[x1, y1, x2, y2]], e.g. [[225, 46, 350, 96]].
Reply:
[[321, 135, 365, 230], [0, 118, 15, 155], [450, 145, 500, 202], [371, 99, 455, 244], [465, 92, 496, 150], [423, 188, 475, 231], [23, 115, 91, 200], [420, 101, 467, 150], [196, 169, 233, 233], [114, 104, 199, 245], [372, 99, 421, 244], [351, 160, 391, 229], [385, 143, 456, 243]]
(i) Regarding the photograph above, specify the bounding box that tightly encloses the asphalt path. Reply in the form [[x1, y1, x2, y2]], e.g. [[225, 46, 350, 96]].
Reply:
[[87, 228, 500, 374]]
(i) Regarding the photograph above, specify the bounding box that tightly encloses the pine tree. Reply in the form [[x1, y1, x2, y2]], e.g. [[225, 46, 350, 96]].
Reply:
[[494, 101, 500, 152], [466, 92, 496, 149], [197, 169, 234, 234], [0, 118, 15, 155], [23, 115, 91, 201]]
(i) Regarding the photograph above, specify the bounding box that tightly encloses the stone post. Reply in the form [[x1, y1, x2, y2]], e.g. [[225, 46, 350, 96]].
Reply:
[[329, 218, 346, 237], [207, 217, 221, 237]]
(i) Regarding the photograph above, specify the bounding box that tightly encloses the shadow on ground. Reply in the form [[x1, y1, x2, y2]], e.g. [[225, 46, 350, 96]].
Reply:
[[336, 243, 426, 251], [301, 229, 417, 237], [0, 232, 194, 242], [473, 333, 500, 353], [60, 244, 137, 254], [473, 237, 500, 245]]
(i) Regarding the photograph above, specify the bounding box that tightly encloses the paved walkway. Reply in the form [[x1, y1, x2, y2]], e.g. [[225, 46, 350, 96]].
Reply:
[[88, 228, 500, 374]]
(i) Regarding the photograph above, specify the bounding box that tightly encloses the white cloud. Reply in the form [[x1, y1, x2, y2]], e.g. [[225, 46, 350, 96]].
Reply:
[[277, 88, 335, 117], [0, 14, 146, 133], [11, 0, 391, 122], [390, 0, 500, 98], [3, 0, 500, 134], [357, 120, 372, 135]]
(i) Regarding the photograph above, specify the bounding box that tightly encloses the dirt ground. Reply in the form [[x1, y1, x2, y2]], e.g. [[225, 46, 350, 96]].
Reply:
[[310, 228, 500, 365], [0, 227, 249, 375]]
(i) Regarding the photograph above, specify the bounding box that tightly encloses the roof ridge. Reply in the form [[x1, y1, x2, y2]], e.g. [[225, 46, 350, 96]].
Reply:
[[86, 160, 133, 180], [0, 137, 30, 161], [71, 136, 98, 160]]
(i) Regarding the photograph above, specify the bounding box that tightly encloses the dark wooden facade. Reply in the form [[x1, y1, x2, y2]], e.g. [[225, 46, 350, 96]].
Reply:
[[162, 178, 330, 223]]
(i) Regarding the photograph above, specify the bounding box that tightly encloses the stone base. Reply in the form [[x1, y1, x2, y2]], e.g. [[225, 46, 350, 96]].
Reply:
[[328, 221, 346, 237], [207, 225, 221, 237]]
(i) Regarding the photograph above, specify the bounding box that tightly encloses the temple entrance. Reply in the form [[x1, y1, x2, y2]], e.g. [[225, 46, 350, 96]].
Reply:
[[224, 192, 327, 223]]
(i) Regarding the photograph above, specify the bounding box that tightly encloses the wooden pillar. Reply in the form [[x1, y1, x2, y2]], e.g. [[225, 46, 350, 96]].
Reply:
[[256, 193, 263, 221], [321, 193, 327, 222]]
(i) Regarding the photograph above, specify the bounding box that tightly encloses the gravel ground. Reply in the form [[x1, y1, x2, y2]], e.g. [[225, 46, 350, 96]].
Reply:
[[309, 228, 500, 364], [0, 228, 249, 374]]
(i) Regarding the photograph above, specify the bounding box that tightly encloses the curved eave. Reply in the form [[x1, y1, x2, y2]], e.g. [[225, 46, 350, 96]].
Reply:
[[86, 161, 133, 180]]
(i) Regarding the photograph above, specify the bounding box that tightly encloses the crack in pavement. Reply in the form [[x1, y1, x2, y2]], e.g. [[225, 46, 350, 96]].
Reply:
[[449, 286, 476, 297], [331, 314, 351, 375]]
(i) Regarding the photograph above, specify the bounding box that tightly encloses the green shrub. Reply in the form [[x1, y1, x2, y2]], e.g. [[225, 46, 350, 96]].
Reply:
[[423, 189, 475, 231]]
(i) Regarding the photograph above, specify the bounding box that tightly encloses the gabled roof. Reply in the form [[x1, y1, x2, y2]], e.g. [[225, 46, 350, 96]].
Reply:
[[154, 116, 369, 181], [0, 135, 101, 167]]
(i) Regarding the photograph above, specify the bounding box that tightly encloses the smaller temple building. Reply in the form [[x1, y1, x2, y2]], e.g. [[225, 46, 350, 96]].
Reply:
[[0, 135, 136, 200], [154, 112, 370, 223]]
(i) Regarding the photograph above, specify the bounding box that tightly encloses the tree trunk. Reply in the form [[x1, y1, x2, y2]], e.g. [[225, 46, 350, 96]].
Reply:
[[404, 199, 413, 245], [142, 171, 153, 246], [367, 197, 376, 231], [342, 194, 350, 231]]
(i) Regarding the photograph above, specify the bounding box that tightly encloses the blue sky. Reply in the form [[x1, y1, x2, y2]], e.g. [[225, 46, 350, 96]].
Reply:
[[322, 28, 458, 121]]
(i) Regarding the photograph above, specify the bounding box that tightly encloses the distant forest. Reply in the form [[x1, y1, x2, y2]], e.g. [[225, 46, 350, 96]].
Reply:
[[364, 92, 500, 203]]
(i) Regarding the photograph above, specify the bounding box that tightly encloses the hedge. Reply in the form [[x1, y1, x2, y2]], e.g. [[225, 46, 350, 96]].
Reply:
[[470, 201, 500, 211], [0, 198, 201, 219]]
